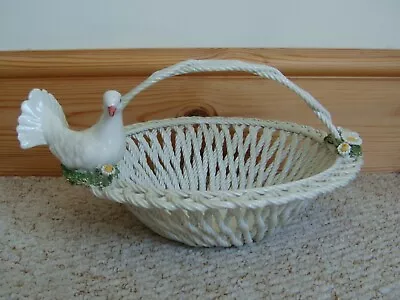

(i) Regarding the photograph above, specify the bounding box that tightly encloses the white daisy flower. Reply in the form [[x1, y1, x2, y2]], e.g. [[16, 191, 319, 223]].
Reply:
[[101, 164, 116, 176], [337, 142, 352, 157], [340, 130, 362, 145]]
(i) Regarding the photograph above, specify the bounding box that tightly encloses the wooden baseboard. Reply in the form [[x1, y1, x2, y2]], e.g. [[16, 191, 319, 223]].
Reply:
[[1, 48, 399, 175]]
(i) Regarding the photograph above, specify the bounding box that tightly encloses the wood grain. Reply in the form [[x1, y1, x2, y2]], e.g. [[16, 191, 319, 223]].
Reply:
[[1, 48, 399, 175], [1, 48, 400, 78]]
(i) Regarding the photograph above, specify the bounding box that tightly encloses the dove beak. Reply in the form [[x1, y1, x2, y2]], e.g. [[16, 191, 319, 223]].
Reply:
[[108, 105, 117, 117]]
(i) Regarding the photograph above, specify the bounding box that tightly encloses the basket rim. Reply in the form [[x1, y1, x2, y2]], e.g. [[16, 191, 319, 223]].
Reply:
[[123, 116, 328, 140], [91, 117, 363, 211]]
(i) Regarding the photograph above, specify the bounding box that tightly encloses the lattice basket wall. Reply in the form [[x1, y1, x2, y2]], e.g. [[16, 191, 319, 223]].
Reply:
[[88, 59, 364, 247]]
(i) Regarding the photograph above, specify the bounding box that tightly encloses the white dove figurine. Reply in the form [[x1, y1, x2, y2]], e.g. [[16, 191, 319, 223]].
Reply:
[[16, 89, 126, 171]]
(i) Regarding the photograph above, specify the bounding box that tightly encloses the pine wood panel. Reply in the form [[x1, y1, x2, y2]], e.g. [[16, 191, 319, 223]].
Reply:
[[1, 74, 399, 175], [1, 48, 400, 78]]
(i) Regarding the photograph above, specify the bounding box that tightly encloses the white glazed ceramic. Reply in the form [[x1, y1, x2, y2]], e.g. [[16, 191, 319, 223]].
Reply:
[[17, 89, 126, 171], [16, 59, 364, 247]]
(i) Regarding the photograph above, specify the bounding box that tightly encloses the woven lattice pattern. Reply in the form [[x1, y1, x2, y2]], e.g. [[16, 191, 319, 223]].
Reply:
[[90, 117, 362, 247], [127, 200, 308, 247], [121, 122, 336, 192], [111, 119, 336, 246]]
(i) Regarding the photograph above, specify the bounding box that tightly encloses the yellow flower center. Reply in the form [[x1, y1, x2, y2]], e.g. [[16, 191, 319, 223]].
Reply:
[[103, 165, 114, 173], [340, 144, 350, 152]]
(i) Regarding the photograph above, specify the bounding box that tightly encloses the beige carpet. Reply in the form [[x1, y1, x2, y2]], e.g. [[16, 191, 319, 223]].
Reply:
[[0, 174, 399, 299]]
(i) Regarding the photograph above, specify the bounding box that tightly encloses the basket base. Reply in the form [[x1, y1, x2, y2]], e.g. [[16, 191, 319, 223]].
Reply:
[[125, 199, 311, 247]]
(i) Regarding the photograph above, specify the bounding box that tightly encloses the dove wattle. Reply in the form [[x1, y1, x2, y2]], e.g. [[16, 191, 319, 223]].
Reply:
[[16, 89, 126, 171]]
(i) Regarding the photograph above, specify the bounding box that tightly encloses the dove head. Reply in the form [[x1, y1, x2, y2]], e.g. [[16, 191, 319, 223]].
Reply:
[[103, 90, 122, 117]]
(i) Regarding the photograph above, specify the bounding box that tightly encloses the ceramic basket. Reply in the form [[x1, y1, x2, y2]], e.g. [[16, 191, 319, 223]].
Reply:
[[88, 59, 363, 247], [18, 59, 364, 247]]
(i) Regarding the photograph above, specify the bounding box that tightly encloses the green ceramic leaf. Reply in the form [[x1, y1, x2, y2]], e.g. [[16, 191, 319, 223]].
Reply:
[[350, 145, 362, 158], [61, 164, 119, 188], [324, 134, 341, 147]]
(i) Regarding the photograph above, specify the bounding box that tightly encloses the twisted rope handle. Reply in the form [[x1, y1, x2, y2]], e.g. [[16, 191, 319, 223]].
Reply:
[[121, 59, 341, 139]]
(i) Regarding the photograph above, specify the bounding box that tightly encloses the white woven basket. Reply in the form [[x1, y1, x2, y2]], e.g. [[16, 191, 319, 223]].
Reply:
[[90, 59, 363, 247]]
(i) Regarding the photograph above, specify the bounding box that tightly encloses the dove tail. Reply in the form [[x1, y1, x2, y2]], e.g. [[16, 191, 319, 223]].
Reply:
[[17, 89, 68, 149]]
